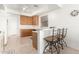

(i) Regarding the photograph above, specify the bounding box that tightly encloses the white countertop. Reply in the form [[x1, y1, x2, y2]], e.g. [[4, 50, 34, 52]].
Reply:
[[20, 25, 40, 29], [20, 25, 55, 31]]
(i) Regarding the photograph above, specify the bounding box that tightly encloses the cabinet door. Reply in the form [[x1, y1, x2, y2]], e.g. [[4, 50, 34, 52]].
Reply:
[[20, 29, 32, 37], [32, 32, 37, 49], [32, 16, 39, 25], [27, 17, 33, 25], [20, 16, 28, 25]]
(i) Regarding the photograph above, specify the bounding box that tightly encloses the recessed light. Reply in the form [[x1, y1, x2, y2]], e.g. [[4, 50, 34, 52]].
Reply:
[[23, 8, 26, 10], [23, 7, 28, 11]]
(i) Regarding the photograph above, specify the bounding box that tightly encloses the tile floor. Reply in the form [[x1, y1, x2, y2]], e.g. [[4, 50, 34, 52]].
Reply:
[[60, 47, 79, 54], [0, 35, 79, 54], [2, 36, 37, 54]]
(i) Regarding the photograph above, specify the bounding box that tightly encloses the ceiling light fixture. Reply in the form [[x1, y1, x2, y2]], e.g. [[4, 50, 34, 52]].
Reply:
[[23, 7, 28, 11], [23, 8, 26, 10]]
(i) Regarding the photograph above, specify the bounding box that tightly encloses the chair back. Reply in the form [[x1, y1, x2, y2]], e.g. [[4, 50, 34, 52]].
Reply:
[[50, 27, 57, 41], [62, 28, 67, 38], [57, 28, 67, 39]]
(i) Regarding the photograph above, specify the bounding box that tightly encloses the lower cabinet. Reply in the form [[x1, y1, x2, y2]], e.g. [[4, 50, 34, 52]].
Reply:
[[20, 29, 32, 37], [32, 31, 37, 49], [20, 29, 37, 49]]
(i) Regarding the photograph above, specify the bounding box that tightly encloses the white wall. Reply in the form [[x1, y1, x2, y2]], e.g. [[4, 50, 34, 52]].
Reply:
[[0, 12, 8, 49], [7, 14, 20, 37], [0, 12, 20, 51], [39, 4, 79, 50], [0, 13, 6, 32]]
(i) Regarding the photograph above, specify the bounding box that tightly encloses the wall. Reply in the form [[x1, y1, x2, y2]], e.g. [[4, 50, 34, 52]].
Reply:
[[7, 14, 20, 37], [0, 12, 7, 48], [0, 13, 6, 31], [39, 4, 79, 50], [0, 13, 20, 47]]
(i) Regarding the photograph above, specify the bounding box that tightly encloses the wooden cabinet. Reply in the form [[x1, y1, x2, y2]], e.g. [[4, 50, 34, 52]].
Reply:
[[32, 16, 39, 25], [20, 29, 32, 37], [27, 17, 33, 25], [32, 31, 37, 49], [20, 15, 32, 25], [20, 15, 39, 25], [20, 16, 28, 25]]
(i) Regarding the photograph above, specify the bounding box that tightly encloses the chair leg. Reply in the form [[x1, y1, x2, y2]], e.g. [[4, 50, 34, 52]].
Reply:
[[49, 44, 53, 54], [59, 40, 67, 50], [62, 40, 67, 47], [43, 43, 49, 53], [58, 40, 63, 50], [56, 43, 60, 54], [53, 43, 57, 50], [61, 44, 64, 50], [53, 42, 60, 54], [61, 40, 64, 50]]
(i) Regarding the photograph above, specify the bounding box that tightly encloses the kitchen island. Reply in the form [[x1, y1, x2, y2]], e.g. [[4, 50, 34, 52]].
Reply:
[[36, 28, 52, 54]]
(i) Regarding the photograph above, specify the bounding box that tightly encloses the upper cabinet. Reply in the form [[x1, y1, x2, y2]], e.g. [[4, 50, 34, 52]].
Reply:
[[20, 15, 39, 25], [32, 16, 39, 25], [20, 15, 28, 25], [20, 15, 32, 25], [27, 16, 33, 25]]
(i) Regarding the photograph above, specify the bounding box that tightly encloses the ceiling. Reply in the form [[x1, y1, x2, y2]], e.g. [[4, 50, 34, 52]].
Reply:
[[0, 4, 61, 16]]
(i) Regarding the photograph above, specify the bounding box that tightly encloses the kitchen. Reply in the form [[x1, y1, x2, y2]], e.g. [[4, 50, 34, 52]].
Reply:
[[0, 4, 79, 54], [0, 4, 60, 54], [20, 15, 39, 49]]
